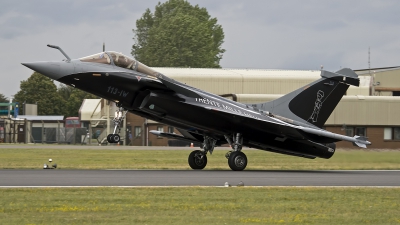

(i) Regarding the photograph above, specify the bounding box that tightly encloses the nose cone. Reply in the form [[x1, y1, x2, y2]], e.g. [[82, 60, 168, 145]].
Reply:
[[22, 62, 65, 80]]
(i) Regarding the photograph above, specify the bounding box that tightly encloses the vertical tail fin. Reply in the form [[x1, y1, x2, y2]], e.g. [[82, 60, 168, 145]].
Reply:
[[259, 68, 359, 128]]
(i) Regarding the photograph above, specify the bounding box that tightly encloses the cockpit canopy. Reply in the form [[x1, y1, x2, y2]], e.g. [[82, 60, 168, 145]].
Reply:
[[79, 51, 159, 78]]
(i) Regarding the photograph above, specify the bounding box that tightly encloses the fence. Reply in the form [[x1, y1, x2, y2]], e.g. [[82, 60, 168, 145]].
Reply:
[[28, 126, 126, 145], [0, 118, 128, 145], [31, 127, 88, 144]]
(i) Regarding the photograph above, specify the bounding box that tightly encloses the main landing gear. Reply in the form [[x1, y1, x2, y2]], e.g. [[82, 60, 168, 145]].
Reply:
[[107, 107, 127, 144], [188, 136, 216, 170], [224, 133, 247, 171], [187, 133, 248, 171]]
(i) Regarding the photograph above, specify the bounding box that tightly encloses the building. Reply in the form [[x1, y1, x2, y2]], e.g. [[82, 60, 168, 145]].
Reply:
[[17, 115, 66, 144]]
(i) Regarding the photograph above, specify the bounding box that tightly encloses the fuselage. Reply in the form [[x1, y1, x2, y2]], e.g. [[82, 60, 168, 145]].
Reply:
[[22, 51, 341, 159]]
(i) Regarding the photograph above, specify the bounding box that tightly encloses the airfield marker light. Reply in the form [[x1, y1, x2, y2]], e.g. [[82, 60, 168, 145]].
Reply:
[[237, 181, 244, 187], [224, 182, 230, 187], [52, 164, 57, 169], [49, 159, 52, 162], [44, 164, 48, 169]]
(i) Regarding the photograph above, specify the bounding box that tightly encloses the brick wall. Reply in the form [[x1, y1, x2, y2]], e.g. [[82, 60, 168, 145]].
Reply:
[[126, 112, 178, 146], [126, 113, 145, 146], [327, 126, 400, 149]]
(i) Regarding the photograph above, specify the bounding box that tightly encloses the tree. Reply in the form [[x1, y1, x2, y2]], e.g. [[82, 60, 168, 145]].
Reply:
[[58, 83, 74, 102], [0, 93, 8, 102], [132, 0, 225, 68], [14, 72, 65, 115]]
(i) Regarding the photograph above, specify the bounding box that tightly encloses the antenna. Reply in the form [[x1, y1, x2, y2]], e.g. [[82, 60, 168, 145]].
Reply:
[[103, 42, 105, 52]]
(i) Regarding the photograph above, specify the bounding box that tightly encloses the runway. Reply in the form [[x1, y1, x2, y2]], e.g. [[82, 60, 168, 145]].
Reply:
[[0, 170, 399, 187]]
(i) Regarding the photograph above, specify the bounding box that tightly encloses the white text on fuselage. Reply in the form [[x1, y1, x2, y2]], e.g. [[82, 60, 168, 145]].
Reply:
[[195, 98, 260, 119]]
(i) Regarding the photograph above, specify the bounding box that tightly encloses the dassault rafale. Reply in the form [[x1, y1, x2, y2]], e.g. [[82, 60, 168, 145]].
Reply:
[[22, 45, 371, 171]]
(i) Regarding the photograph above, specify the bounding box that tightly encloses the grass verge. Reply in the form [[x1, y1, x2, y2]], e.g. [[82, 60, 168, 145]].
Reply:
[[1, 187, 400, 225], [1, 148, 400, 170]]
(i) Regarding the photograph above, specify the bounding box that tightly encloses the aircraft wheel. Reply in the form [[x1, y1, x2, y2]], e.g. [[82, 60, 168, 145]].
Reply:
[[107, 134, 113, 143], [228, 152, 247, 171], [111, 134, 120, 143], [188, 150, 207, 170]]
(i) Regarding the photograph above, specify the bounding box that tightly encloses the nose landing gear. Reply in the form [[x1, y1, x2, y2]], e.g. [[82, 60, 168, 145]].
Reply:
[[107, 107, 127, 144]]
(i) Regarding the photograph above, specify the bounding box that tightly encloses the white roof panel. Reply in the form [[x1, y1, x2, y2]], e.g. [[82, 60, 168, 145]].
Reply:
[[79, 99, 102, 121], [17, 115, 64, 121]]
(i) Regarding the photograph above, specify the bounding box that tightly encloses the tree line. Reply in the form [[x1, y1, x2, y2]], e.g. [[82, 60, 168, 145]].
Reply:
[[1, 0, 225, 117], [8, 72, 98, 117]]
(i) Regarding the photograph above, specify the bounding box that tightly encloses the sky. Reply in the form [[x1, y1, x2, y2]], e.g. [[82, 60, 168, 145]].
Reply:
[[1, 0, 400, 98]]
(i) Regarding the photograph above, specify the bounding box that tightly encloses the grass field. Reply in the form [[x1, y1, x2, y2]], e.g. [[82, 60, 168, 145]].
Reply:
[[1, 187, 400, 225], [1, 147, 400, 224], [1, 148, 400, 170]]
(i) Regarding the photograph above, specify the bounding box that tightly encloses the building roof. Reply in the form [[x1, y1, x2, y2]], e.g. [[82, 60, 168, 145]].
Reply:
[[154, 68, 370, 96], [17, 115, 64, 121], [79, 99, 102, 121]]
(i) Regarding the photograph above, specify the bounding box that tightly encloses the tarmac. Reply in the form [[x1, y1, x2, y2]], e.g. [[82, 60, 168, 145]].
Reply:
[[1, 170, 399, 187]]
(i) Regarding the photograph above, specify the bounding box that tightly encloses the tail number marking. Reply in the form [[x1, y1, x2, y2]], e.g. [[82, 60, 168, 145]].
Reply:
[[107, 86, 129, 97]]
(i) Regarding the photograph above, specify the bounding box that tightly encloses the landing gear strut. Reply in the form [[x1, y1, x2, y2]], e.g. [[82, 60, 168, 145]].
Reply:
[[107, 106, 127, 144], [188, 136, 216, 170], [224, 133, 247, 171]]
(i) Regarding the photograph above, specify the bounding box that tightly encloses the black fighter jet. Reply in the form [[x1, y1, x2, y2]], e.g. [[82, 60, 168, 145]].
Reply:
[[22, 45, 371, 171]]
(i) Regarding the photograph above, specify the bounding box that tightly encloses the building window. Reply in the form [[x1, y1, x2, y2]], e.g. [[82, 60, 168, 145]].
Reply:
[[345, 127, 354, 136], [157, 126, 164, 133], [394, 128, 400, 140], [385, 127, 400, 140], [157, 126, 164, 138], [168, 126, 174, 133], [355, 127, 366, 137], [384, 128, 392, 140], [134, 126, 141, 137], [345, 127, 366, 137]]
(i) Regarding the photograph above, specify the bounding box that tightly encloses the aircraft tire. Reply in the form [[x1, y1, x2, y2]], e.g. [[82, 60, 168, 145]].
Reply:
[[107, 134, 113, 143], [228, 152, 247, 171], [112, 134, 120, 143], [188, 150, 207, 170]]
